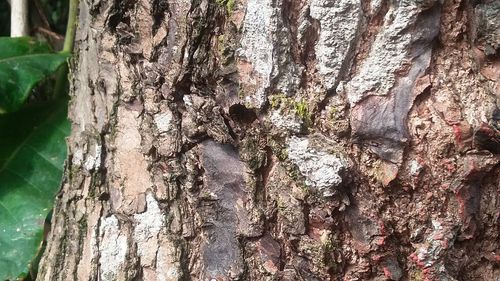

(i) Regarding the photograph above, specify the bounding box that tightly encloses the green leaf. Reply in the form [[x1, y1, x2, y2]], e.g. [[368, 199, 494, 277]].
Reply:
[[0, 37, 53, 60], [0, 37, 69, 113], [0, 99, 69, 280]]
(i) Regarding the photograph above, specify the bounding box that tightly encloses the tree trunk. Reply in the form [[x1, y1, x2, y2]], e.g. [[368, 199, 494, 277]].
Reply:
[[38, 0, 499, 280]]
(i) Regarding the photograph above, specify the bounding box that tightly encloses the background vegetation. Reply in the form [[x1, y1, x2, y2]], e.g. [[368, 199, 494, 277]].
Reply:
[[0, 1, 71, 279]]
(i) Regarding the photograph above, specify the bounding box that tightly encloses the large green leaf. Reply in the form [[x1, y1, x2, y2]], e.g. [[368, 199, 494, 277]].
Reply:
[[0, 99, 69, 280], [0, 37, 52, 60], [0, 37, 69, 113]]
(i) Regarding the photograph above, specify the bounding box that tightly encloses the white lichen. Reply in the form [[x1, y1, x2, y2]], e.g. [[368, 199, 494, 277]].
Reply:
[[345, 2, 423, 105], [183, 95, 193, 107], [409, 159, 423, 176], [98, 215, 128, 281], [287, 136, 347, 197], [72, 148, 84, 166], [238, 0, 276, 108], [133, 192, 165, 266], [310, 0, 362, 90], [153, 111, 173, 134], [84, 143, 102, 171], [413, 219, 457, 269], [269, 110, 302, 133], [370, 0, 384, 14], [239, 0, 274, 78]]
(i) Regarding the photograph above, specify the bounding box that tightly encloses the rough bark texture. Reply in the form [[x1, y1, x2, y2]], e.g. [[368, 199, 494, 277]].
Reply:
[[38, 0, 499, 280]]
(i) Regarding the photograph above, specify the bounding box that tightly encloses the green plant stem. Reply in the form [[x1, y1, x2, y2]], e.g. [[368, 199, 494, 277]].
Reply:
[[63, 0, 79, 53], [54, 0, 79, 98]]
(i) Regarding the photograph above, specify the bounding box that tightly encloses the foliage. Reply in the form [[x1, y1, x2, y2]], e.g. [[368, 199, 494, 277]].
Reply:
[[0, 0, 69, 44], [0, 27, 70, 281], [0, 1, 76, 278], [0, 37, 69, 113], [0, 1, 10, 36], [38, 0, 70, 35], [0, 99, 69, 280]]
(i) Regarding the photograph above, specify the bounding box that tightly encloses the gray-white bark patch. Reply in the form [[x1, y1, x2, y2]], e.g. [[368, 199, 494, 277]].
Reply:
[[156, 241, 182, 281], [474, 1, 500, 53], [269, 110, 302, 133], [84, 143, 102, 171], [153, 110, 173, 134], [238, 0, 301, 107], [98, 215, 128, 281], [310, 0, 362, 91], [133, 192, 165, 266], [287, 136, 347, 197], [411, 219, 458, 279], [238, 0, 275, 107], [345, 2, 426, 104], [347, 1, 440, 163]]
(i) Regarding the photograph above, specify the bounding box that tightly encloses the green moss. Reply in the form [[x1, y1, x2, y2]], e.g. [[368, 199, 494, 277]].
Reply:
[[242, 137, 265, 170], [322, 235, 336, 256], [269, 97, 279, 108], [269, 92, 287, 108], [78, 216, 88, 231], [278, 149, 288, 161], [299, 183, 309, 195], [328, 106, 338, 120], [218, 34, 225, 44], [200, 189, 216, 200], [69, 164, 79, 181], [294, 99, 309, 120], [216, 0, 235, 15], [269, 94, 312, 125], [287, 167, 299, 181], [293, 98, 312, 127], [88, 172, 104, 198], [226, 0, 235, 13], [268, 134, 288, 161]]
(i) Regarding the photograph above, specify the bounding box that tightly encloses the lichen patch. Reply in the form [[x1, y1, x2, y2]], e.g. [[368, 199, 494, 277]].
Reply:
[[310, 0, 362, 90], [287, 136, 347, 197], [133, 192, 165, 267], [98, 215, 128, 281]]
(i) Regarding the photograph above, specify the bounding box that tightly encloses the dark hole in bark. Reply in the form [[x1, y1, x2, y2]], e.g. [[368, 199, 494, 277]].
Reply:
[[107, 0, 134, 31], [152, 0, 169, 36], [413, 82, 432, 107], [98, 192, 110, 201], [221, 110, 238, 141], [171, 76, 192, 102], [474, 123, 500, 154], [229, 103, 257, 124], [157, 76, 165, 86], [492, 106, 500, 129], [107, 13, 122, 31]]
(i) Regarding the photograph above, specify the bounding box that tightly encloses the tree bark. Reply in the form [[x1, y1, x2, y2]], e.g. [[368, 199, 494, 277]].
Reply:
[[38, 0, 499, 280]]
